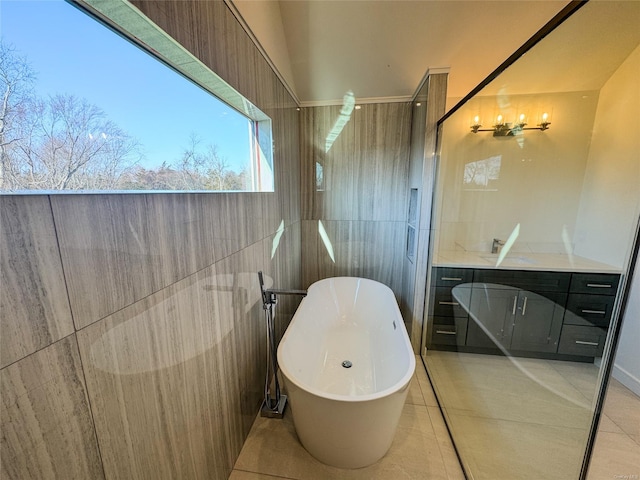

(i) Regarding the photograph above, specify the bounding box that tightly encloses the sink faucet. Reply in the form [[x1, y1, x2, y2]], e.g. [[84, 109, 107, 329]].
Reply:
[[491, 238, 505, 254]]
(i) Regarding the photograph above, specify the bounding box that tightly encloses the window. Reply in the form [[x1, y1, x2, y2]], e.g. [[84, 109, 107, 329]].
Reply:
[[0, 0, 274, 192]]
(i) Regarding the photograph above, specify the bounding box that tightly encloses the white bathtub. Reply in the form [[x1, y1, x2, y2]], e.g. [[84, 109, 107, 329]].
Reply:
[[277, 277, 415, 468]]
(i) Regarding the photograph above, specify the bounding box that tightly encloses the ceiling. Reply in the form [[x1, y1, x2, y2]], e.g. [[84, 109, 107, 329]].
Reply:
[[474, 1, 640, 98], [231, 1, 640, 109], [230, 0, 571, 106]]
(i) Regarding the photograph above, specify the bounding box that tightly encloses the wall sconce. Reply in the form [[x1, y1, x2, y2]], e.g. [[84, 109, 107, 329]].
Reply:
[[471, 113, 551, 136]]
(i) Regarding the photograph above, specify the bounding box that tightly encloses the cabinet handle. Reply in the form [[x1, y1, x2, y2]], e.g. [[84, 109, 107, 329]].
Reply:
[[575, 340, 599, 346], [512, 296, 518, 315], [522, 296, 528, 316], [581, 309, 606, 315], [441, 277, 463, 281], [439, 301, 459, 306], [586, 283, 612, 288], [436, 330, 457, 335]]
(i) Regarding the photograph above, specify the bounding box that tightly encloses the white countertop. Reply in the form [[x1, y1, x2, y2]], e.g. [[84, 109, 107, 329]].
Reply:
[[434, 250, 621, 274]]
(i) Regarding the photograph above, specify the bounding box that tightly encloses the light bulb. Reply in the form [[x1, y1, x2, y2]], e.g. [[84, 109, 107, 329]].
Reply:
[[473, 115, 480, 124], [496, 114, 503, 124], [542, 112, 549, 122], [519, 114, 526, 123]]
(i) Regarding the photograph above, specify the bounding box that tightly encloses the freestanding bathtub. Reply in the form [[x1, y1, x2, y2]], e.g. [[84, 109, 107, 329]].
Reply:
[[277, 277, 415, 468]]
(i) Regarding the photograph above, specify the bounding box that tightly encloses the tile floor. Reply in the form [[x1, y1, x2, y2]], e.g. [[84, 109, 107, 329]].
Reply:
[[424, 351, 640, 480], [231, 354, 639, 480], [231, 356, 465, 480], [588, 378, 640, 479]]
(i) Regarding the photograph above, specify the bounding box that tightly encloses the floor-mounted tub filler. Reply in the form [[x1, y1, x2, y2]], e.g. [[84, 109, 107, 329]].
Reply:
[[277, 277, 415, 468], [258, 272, 307, 419]]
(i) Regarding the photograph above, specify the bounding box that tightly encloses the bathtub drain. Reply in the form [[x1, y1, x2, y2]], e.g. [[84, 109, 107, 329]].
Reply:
[[341, 360, 353, 368]]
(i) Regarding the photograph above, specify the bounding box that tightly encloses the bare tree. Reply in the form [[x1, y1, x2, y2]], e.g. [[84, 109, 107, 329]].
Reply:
[[1, 42, 141, 191], [4, 93, 141, 190], [1, 42, 242, 192], [0, 40, 36, 188], [175, 134, 247, 191]]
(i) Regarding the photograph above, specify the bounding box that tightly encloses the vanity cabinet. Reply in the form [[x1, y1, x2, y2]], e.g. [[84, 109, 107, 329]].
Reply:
[[509, 290, 566, 353], [428, 267, 621, 361], [465, 271, 568, 354], [557, 273, 620, 357], [428, 268, 471, 347]]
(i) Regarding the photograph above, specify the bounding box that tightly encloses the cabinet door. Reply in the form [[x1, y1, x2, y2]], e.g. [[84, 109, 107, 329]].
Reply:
[[465, 286, 517, 350], [510, 291, 566, 353]]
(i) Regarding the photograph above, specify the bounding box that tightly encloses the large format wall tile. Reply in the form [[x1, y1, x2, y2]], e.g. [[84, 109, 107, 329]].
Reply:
[[299, 102, 411, 325], [51, 194, 167, 329], [301, 103, 412, 222], [0, 196, 74, 368], [51, 193, 274, 329], [264, 221, 303, 341], [273, 86, 301, 227], [76, 239, 274, 480], [301, 219, 405, 298], [130, 0, 276, 114], [1, 335, 104, 480]]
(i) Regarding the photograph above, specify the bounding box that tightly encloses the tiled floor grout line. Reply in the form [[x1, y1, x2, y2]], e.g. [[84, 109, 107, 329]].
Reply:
[[232, 467, 297, 479], [425, 404, 464, 480], [414, 360, 466, 479]]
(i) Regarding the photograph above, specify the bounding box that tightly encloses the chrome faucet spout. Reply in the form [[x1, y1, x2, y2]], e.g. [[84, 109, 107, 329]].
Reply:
[[491, 238, 505, 254]]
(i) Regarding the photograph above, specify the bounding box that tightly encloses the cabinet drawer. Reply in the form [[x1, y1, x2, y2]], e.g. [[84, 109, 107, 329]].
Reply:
[[569, 273, 620, 295], [431, 287, 469, 318], [431, 318, 468, 346], [564, 294, 615, 327], [473, 269, 570, 293], [557, 325, 607, 357], [432, 267, 473, 287]]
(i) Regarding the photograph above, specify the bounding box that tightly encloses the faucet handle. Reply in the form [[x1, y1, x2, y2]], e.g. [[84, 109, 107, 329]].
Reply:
[[491, 238, 505, 254]]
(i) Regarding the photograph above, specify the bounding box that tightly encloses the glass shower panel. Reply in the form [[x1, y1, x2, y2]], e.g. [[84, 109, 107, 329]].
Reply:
[[422, 2, 640, 479]]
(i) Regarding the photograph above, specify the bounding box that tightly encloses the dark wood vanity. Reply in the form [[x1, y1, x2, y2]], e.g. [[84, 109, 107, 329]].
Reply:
[[427, 266, 621, 361]]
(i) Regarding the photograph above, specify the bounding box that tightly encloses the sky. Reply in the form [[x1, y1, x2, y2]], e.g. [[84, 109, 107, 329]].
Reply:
[[1, 0, 252, 171]]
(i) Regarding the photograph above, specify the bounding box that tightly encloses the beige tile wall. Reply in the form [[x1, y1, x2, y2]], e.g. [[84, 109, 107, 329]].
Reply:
[[300, 102, 412, 296], [1, 335, 105, 480], [0, 196, 75, 368], [0, 1, 301, 479]]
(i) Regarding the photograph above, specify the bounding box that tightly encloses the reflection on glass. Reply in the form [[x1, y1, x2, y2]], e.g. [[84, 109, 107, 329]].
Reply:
[[325, 91, 355, 153], [318, 220, 336, 263], [451, 282, 593, 408], [271, 220, 285, 259], [316, 161, 325, 190], [463, 155, 501, 190], [422, 2, 640, 479], [89, 271, 267, 374], [496, 223, 520, 267]]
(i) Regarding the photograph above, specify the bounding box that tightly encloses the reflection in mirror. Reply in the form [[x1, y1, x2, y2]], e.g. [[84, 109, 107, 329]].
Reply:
[[422, 2, 640, 479]]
